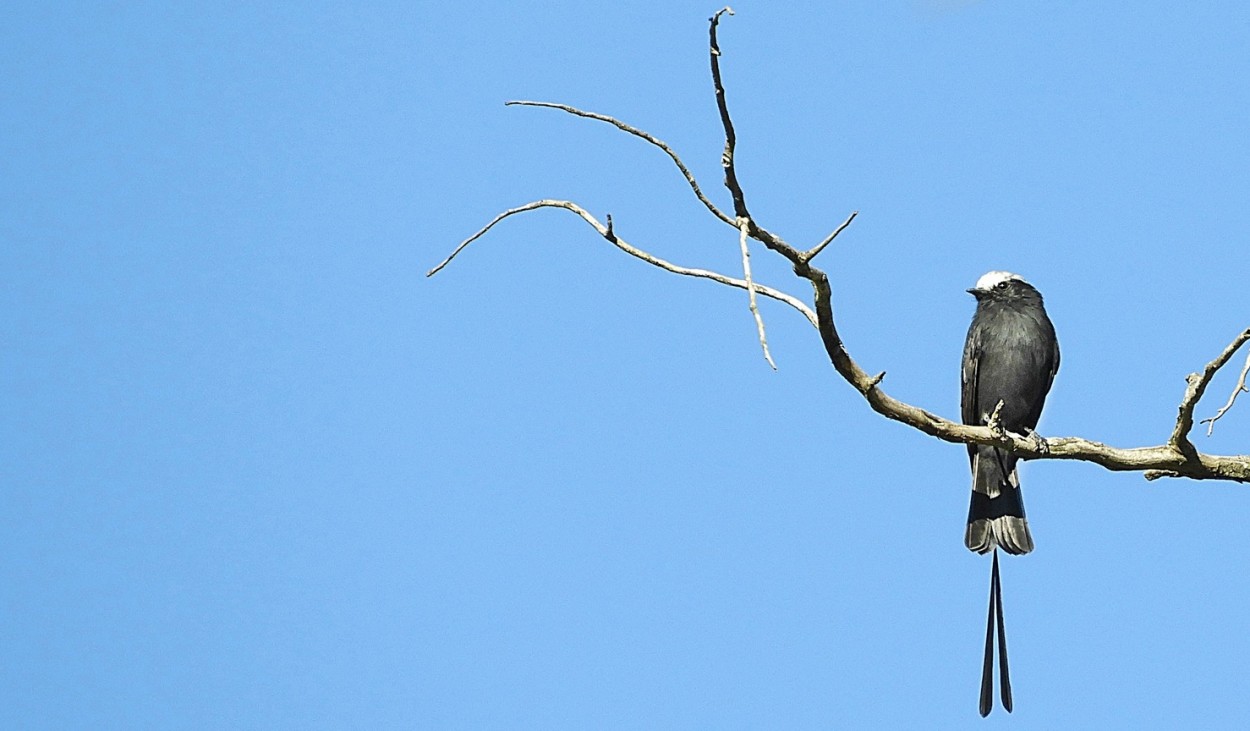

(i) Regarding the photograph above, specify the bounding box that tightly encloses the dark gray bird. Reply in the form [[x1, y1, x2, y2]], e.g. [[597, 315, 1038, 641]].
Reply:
[[961, 270, 1059, 717]]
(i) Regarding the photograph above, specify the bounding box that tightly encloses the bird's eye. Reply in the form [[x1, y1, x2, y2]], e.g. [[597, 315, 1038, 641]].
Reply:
[[995, 281, 1008, 290]]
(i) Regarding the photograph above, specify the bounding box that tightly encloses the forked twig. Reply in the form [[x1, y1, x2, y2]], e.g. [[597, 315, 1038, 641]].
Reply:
[[1202, 343, 1250, 436], [1170, 328, 1250, 454]]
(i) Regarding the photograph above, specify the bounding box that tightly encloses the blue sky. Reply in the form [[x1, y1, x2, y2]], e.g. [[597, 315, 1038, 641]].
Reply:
[[4, 2, 1249, 729]]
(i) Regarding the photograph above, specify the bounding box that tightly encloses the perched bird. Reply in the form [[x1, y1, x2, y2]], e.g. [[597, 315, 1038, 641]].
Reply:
[[961, 271, 1060, 717]]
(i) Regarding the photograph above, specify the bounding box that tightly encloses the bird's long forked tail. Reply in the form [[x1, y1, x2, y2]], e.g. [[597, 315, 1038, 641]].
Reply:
[[979, 550, 1013, 717]]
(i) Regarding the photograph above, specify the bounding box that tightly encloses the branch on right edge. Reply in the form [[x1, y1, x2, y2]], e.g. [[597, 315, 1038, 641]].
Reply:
[[1170, 327, 1250, 456], [1201, 335, 1250, 436]]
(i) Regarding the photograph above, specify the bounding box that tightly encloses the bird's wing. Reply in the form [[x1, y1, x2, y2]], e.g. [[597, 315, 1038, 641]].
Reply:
[[1029, 327, 1061, 428], [961, 327, 981, 466], [1047, 337, 1061, 394]]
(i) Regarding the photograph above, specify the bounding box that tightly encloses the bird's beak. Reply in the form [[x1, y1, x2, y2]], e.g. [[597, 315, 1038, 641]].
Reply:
[[967, 287, 984, 299]]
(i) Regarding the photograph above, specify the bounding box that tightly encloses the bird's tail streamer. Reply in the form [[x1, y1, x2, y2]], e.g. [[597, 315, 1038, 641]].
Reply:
[[979, 549, 1013, 716]]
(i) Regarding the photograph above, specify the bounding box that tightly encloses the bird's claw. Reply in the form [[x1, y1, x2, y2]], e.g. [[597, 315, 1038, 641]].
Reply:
[[986, 400, 1006, 438], [1024, 428, 1049, 457]]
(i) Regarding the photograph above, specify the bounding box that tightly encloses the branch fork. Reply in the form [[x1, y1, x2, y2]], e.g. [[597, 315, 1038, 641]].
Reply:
[[1199, 329, 1250, 436]]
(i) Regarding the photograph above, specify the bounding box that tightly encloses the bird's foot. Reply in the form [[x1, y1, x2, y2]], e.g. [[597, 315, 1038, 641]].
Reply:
[[986, 400, 1006, 439], [1023, 428, 1050, 457]]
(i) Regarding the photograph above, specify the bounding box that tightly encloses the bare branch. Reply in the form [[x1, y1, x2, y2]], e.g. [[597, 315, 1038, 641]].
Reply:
[[786, 231, 1250, 481], [428, 205, 518, 277], [804, 210, 859, 262], [709, 7, 749, 221], [702, 12, 1248, 481], [698, 12, 1249, 481], [705, 10, 807, 265], [1169, 327, 1250, 455], [1201, 334, 1250, 436], [736, 217, 776, 369], [444, 12, 1250, 485], [506, 100, 735, 227], [429, 199, 818, 328]]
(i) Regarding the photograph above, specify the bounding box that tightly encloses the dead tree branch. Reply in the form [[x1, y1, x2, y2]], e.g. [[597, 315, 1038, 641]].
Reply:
[[1201, 337, 1250, 436], [427, 199, 817, 328], [733, 216, 776, 369], [804, 210, 859, 263], [434, 12, 1250, 484], [505, 100, 735, 227], [711, 7, 749, 221], [1170, 327, 1250, 455]]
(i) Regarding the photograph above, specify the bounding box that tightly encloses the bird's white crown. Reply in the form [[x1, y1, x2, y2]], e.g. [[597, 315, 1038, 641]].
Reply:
[[974, 271, 1026, 291]]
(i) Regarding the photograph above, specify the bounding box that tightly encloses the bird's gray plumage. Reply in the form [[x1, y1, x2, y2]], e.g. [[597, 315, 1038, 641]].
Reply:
[[961, 271, 1059, 555], [962, 270, 1059, 717]]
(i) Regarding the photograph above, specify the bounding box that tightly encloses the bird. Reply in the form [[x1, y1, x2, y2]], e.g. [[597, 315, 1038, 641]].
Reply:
[[961, 270, 1060, 717]]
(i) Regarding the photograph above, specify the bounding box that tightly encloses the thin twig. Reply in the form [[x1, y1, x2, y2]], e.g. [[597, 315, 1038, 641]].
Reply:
[[506, 100, 735, 227], [1170, 327, 1250, 455], [428, 199, 818, 328], [803, 210, 859, 262], [1202, 343, 1250, 436], [737, 217, 776, 369]]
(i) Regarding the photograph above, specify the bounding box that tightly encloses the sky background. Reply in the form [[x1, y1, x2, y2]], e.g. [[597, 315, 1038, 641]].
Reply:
[[3, 2, 1249, 729]]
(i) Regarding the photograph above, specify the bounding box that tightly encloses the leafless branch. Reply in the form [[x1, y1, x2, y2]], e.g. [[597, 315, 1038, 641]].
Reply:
[[736, 217, 776, 369], [427, 199, 818, 328], [707, 8, 818, 265], [505, 100, 735, 227], [710, 7, 749, 221], [1201, 334, 1250, 436], [439, 11, 1250, 484], [1170, 327, 1250, 455], [804, 210, 860, 262]]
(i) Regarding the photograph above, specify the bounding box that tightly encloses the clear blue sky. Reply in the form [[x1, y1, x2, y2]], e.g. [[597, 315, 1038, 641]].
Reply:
[[4, 2, 1249, 729]]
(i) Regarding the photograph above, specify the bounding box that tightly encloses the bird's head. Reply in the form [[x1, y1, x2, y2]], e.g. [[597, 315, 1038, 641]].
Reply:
[[967, 270, 1042, 304]]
